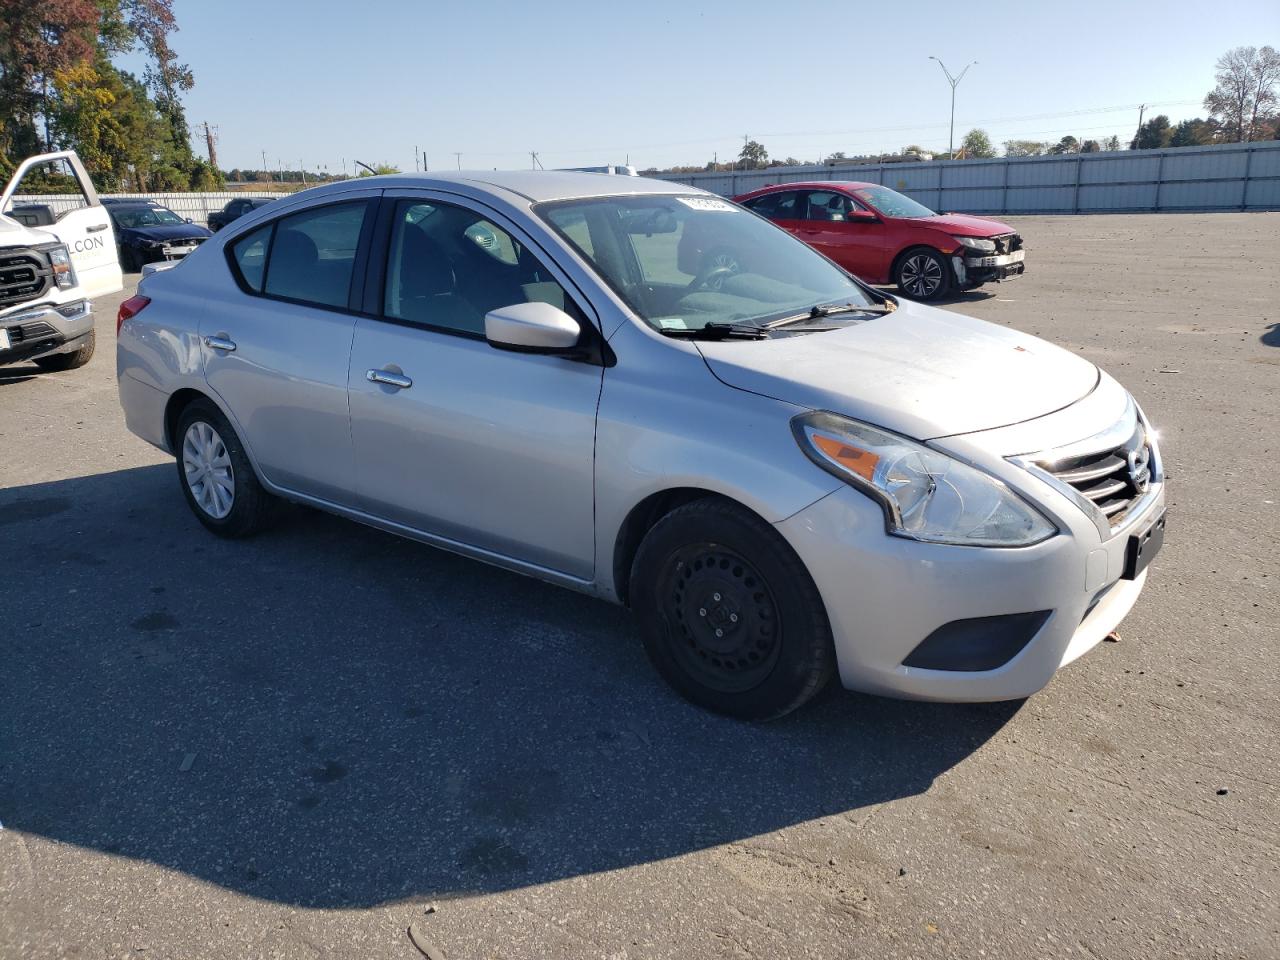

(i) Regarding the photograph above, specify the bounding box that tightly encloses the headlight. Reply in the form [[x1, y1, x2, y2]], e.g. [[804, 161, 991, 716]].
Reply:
[[47, 244, 76, 289], [792, 412, 1056, 547], [953, 236, 996, 253]]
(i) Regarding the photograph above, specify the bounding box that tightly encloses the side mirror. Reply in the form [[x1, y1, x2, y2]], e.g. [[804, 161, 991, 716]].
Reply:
[[846, 209, 878, 222], [485, 301, 581, 354], [185, 216, 194, 223]]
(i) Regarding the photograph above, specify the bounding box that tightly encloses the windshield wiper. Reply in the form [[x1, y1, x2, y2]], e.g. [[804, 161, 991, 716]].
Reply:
[[765, 300, 897, 329], [659, 322, 769, 341]]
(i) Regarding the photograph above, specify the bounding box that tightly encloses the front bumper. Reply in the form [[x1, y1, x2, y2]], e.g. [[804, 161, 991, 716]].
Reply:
[[776, 386, 1166, 702], [0, 299, 94, 366], [953, 251, 1026, 287]]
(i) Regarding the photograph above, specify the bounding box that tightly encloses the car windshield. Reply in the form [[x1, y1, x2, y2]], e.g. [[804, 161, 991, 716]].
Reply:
[[538, 195, 871, 331], [850, 185, 937, 219], [113, 207, 185, 228]]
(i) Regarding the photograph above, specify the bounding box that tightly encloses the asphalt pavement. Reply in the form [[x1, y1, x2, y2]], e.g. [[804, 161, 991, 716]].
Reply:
[[1, 212, 1277, 959]]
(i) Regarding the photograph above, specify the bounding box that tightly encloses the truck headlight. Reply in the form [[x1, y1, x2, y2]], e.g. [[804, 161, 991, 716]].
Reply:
[[953, 236, 996, 253], [48, 244, 76, 289], [792, 412, 1056, 547]]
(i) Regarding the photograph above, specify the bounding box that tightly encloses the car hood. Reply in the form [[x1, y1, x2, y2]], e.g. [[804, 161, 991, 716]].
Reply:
[[120, 223, 212, 242], [907, 212, 1015, 237], [0, 214, 57, 246], [696, 301, 1099, 440]]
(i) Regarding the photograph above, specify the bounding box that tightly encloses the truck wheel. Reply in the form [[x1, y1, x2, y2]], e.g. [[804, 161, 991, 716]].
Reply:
[[175, 399, 279, 538], [33, 331, 95, 371], [630, 498, 835, 720], [895, 247, 952, 301]]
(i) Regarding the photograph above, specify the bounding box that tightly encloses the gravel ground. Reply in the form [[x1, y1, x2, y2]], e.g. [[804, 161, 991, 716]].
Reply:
[[1, 212, 1277, 960]]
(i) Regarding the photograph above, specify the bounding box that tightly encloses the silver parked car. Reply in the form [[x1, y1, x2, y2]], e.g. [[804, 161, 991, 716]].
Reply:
[[116, 172, 1166, 719]]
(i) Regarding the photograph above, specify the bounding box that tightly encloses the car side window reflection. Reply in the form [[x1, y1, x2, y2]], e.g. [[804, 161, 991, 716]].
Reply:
[[383, 200, 570, 337], [803, 191, 850, 222]]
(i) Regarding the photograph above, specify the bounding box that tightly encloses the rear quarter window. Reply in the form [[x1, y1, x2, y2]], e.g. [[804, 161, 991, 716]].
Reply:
[[231, 224, 272, 292]]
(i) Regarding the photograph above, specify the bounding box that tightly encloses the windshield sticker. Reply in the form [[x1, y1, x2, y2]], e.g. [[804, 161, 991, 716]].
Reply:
[[657, 317, 691, 330], [676, 197, 735, 212]]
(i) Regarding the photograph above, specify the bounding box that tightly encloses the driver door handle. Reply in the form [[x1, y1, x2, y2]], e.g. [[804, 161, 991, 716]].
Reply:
[[367, 368, 413, 390], [203, 335, 237, 352], [87, 224, 108, 233]]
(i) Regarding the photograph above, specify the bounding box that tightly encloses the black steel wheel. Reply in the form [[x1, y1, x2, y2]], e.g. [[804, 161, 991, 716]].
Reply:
[[631, 498, 835, 720]]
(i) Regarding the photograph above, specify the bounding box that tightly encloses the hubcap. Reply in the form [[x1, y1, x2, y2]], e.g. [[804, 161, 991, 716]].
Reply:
[[901, 254, 943, 297], [182, 421, 235, 519], [662, 545, 782, 693]]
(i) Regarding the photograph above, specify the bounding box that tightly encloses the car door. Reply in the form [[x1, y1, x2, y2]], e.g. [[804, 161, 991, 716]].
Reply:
[[801, 191, 890, 280], [202, 192, 379, 504], [346, 193, 603, 580], [0, 151, 121, 298]]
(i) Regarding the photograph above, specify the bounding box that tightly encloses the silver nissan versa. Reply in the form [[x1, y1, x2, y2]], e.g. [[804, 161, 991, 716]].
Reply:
[[116, 172, 1166, 719]]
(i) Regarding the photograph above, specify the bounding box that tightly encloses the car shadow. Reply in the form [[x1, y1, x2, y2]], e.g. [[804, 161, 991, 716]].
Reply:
[[0, 364, 40, 385], [1262, 322, 1280, 347], [0, 465, 1021, 909]]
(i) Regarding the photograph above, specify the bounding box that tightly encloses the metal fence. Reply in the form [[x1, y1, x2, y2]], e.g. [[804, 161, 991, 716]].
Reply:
[[9, 191, 290, 226], [652, 140, 1280, 214]]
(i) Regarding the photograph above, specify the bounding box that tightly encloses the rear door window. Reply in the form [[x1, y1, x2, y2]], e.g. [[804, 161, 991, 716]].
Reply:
[[262, 201, 368, 308], [231, 224, 271, 292]]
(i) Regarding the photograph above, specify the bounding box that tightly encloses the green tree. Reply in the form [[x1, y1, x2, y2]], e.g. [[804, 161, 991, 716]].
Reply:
[[1169, 117, 1219, 147], [1102, 135, 1122, 152], [1003, 140, 1049, 158], [1131, 115, 1173, 150], [1080, 140, 1101, 153], [960, 129, 996, 159], [1048, 135, 1080, 155], [737, 139, 768, 170]]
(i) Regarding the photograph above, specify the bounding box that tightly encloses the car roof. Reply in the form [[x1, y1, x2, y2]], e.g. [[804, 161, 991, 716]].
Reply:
[[738, 181, 879, 197], [293, 170, 702, 205]]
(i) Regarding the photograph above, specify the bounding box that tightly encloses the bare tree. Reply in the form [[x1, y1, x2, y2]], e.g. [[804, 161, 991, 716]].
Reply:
[[1204, 45, 1280, 142]]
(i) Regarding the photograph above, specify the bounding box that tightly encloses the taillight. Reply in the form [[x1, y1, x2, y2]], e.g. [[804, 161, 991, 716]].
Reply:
[[116, 295, 151, 334]]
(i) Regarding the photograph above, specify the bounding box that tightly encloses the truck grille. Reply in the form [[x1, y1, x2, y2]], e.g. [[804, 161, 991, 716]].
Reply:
[[0, 250, 51, 308], [1037, 421, 1153, 528]]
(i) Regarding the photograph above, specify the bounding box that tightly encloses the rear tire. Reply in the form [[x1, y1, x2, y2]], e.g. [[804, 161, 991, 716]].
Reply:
[[895, 247, 952, 301], [630, 498, 835, 720], [33, 331, 95, 371], [175, 399, 278, 538]]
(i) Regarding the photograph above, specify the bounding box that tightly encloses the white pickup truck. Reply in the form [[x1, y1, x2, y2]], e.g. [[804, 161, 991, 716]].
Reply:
[[0, 151, 123, 370]]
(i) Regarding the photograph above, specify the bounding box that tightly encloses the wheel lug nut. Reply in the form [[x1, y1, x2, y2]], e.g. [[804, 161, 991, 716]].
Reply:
[[713, 593, 721, 602], [715, 628, 724, 638], [729, 613, 738, 623], [699, 608, 706, 617]]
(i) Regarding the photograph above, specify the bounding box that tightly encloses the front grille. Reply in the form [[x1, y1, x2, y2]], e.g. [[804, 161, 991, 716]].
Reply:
[[991, 234, 1022, 256], [5, 319, 57, 343], [0, 250, 51, 308], [1038, 422, 1153, 527]]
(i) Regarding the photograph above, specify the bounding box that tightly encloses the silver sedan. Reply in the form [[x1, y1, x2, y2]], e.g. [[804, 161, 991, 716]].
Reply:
[[116, 172, 1165, 719]]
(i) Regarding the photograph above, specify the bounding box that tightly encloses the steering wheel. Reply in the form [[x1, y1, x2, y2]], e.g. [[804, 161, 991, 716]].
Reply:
[[686, 251, 742, 293]]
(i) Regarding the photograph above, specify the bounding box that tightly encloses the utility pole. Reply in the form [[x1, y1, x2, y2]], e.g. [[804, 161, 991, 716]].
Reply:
[[203, 122, 219, 172], [454, 152, 462, 170], [262, 150, 269, 182], [300, 160, 307, 185], [1134, 104, 1147, 150], [414, 145, 420, 172], [928, 56, 977, 159]]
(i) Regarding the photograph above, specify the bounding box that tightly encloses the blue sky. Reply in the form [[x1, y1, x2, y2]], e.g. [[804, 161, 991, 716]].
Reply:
[[124, 0, 1279, 173]]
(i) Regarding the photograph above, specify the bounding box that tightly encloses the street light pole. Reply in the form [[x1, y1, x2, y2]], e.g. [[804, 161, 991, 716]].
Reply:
[[929, 56, 977, 158]]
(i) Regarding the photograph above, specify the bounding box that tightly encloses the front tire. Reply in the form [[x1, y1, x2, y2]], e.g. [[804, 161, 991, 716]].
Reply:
[[33, 331, 95, 371], [895, 247, 952, 301], [631, 499, 835, 720], [175, 399, 278, 538]]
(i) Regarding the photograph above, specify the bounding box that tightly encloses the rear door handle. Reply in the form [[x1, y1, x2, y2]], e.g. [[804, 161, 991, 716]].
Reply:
[[203, 335, 237, 352], [367, 368, 412, 389], [87, 224, 108, 233]]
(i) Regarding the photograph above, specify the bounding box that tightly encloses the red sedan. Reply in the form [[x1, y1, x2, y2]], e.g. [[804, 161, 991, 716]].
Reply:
[[732, 181, 1024, 300]]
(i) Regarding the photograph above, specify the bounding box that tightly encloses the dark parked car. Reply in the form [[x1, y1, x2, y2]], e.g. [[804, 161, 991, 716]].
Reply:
[[207, 197, 276, 232], [107, 203, 213, 272]]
